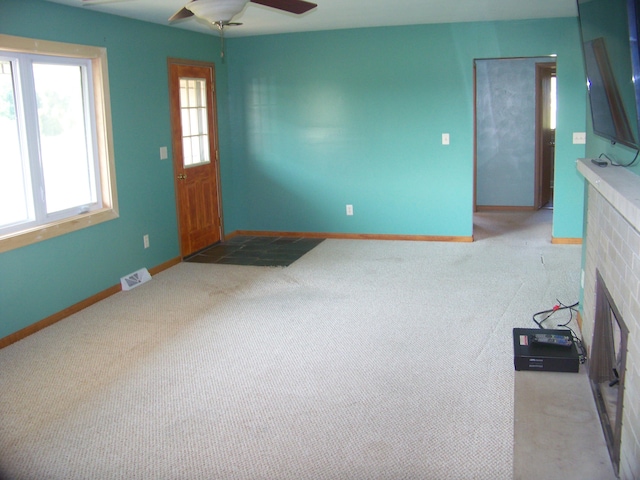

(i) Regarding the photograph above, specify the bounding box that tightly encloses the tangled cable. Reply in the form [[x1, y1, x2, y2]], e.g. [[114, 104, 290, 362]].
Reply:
[[532, 300, 586, 364]]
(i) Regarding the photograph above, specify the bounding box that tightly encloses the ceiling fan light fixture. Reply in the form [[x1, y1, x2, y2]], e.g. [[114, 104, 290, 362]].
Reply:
[[186, 0, 248, 23]]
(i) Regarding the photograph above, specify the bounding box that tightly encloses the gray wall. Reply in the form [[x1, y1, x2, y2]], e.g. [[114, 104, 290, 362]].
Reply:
[[476, 57, 553, 207]]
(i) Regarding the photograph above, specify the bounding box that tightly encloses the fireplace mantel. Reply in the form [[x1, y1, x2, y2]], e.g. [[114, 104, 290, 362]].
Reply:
[[577, 158, 640, 232]]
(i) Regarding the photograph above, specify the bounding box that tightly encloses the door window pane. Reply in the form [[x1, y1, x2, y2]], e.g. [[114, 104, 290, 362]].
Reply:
[[179, 77, 210, 167]]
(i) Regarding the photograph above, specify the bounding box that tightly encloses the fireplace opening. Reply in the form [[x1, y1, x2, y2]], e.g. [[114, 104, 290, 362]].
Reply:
[[589, 270, 629, 476]]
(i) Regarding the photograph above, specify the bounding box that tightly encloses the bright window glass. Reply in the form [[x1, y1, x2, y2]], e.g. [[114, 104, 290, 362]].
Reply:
[[0, 60, 33, 228], [0, 54, 101, 234], [550, 75, 557, 130], [33, 62, 99, 214], [179, 77, 210, 167]]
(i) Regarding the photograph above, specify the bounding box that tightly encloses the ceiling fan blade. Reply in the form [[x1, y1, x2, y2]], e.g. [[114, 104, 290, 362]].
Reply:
[[82, 0, 133, 4], [169, 5, 196, 22], [249, 0, 317, 15]]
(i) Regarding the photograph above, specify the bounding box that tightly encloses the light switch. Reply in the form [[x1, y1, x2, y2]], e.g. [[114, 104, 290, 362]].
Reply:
[[160, 146, 168, 160], [442, 133, 450, 145], [573, 132, 586, 145]]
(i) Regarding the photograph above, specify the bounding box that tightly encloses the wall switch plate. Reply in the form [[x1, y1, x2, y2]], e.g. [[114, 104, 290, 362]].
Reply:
[[143, 234, 150, 249], [346, 204, 353, 216], [160, 146, 168, 160], [573, 132, 586, 144], [442, 133, 450, 145]]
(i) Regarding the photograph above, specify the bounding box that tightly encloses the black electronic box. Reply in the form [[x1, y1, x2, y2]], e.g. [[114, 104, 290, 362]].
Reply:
[[513, 328, 580, 373]]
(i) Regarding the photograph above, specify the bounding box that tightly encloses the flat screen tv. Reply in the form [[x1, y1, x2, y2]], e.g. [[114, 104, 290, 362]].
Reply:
[[577, 0, 640, 150]]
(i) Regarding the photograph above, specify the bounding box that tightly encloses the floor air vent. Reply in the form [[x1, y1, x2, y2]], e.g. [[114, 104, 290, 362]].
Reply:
[[120, 268, 152, 291]]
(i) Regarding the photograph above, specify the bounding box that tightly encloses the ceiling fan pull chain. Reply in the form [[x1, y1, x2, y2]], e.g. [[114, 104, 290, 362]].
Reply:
[[217, 22, 226, 62]]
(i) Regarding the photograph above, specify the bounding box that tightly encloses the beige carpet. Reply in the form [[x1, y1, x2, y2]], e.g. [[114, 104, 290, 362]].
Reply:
[[0, 210, 582, 479]]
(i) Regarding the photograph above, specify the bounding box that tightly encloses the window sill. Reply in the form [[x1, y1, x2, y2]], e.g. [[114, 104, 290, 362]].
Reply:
[[0, 207, 119, 254]]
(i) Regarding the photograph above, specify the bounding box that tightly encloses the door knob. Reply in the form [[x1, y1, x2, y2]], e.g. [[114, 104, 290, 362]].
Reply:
[[177, 173, 187, 180]]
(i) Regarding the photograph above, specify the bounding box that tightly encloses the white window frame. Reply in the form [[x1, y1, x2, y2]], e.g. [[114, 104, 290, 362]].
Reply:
[[0, 34, 118, 253]]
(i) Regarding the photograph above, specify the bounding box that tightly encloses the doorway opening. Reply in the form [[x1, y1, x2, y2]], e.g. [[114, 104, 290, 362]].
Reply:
[[473, 57, 556, 239]]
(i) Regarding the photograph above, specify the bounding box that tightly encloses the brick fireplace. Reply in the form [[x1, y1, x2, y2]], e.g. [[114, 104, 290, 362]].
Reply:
[[578, 159, 640, 479]]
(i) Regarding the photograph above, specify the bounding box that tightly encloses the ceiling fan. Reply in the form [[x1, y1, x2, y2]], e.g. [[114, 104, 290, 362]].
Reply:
[[81, 0, 317, 27], [83, 0, 317, 59], [168, 0, 318, 26], [165, 0, 317, 60]]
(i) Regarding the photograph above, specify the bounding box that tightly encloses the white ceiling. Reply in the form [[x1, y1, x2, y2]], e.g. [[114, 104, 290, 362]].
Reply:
[[45, 0, 578, 38]]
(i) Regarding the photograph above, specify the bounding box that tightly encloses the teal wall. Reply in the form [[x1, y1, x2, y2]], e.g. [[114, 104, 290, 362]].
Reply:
[[0, 0, 226, 339], [224, 18, 587, 239], [0, 2, 589, 340]]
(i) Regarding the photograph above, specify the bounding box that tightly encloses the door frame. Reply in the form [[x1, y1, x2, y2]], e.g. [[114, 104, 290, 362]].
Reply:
[[167, 57, 224, 257]]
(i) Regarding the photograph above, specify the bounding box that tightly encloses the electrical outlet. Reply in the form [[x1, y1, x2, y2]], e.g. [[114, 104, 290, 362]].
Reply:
[[346, 204, 354, 216], [143, 234, 150, 249]]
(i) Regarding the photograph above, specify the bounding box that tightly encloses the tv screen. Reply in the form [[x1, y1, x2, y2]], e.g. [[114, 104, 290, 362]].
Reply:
[[577, 0, 640, 149]]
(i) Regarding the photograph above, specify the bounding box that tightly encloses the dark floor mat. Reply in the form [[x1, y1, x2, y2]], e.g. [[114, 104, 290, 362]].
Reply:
[[185, 236, 325, 267]]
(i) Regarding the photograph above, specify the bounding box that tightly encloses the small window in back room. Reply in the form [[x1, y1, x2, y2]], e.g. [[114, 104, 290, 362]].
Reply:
[[550, 75, 557, 130]]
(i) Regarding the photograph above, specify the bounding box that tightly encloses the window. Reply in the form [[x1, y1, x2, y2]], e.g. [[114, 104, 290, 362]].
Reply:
[[550, 75, 557, 130], [180, 77, 210, 167], [0, 35, 117, 253]]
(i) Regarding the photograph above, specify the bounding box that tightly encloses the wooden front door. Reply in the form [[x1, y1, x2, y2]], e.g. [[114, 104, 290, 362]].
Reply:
[[168, 60, 222, 257]]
